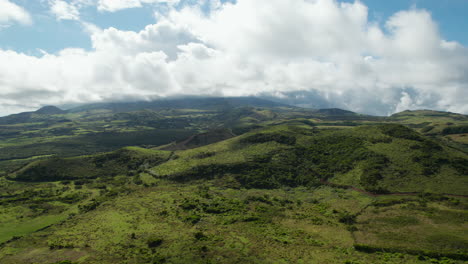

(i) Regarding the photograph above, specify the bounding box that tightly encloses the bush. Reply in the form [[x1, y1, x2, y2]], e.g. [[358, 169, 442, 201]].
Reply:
[[78, 199, 100, 213], [147, 236, 163, 248], [451, 158, 468, 175], [359, 154, 388, 190], [240, 133, 296, 145], [379, 124, 423, 141], [442, 125, 468, 135], [420, 126, 435, 133], [184, 214, 202, 224], [338, 212, 357, 225], [194, 231, 208, 241]]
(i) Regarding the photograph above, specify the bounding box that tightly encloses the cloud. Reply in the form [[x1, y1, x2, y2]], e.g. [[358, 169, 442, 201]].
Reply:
[[49, 0, 80, 20], [0, 0, 467, 116], [97, 0, 180, 12], [46, 0, 182, 21], [0, 0, 32, 25], [90, 20, 199, 59]]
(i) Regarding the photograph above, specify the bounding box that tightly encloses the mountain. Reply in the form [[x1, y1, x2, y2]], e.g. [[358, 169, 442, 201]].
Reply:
[[34, 106, 66, 115], [0, 105, 68, 125]]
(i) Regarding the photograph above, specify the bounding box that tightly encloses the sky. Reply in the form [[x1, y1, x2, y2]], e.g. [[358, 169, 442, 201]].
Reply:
[[0, 0, 467, 116]]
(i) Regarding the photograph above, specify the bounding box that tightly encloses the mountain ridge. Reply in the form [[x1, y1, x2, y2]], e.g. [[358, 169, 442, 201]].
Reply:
[[3, 96, 468, 124]]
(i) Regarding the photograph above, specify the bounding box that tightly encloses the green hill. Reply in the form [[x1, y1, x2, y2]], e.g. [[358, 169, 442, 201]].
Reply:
[[9, 147, 171, 182], [149, 123, 467, 194]]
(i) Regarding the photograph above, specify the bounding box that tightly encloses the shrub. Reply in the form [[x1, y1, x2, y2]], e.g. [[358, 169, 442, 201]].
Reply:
[[359, 154, 388, 190], [338, 212, 357, 225], [78, 199, 100, 213], [240, 133, 296, 145], [379, 124, 423, 141], [451, 158, 468, 175], [442, 125, 468, 135], [185, 214, 202, 224], [194, 231, 208, 241], [147, 236, 163, 248], [420, 126, 435, 133]]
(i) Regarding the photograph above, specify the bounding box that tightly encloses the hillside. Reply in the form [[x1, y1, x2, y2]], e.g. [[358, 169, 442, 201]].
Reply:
[[9, 122, 467, 193], [0, 97, 368, 176], [160, 128, 236, 151], [0, 98, 467, 263]]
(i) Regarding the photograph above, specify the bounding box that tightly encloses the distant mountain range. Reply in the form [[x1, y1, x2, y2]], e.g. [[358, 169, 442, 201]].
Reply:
[[0, 96, 354, 125], [2, 96, 468, 127]]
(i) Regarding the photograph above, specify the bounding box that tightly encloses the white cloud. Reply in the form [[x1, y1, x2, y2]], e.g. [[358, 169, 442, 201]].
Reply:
[[0, 0, 32, 25], [49, 0, 80, 20], [0, 0, 468, 116], [97, 0, 180, 12], [90, 20, 199, 58]]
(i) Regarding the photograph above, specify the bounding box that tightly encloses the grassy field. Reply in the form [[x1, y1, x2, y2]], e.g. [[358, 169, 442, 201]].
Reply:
[[0, 181, 466, 263]]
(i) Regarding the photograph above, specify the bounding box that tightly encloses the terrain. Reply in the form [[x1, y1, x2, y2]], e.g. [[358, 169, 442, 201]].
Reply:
[[0, 97, 467, 264]]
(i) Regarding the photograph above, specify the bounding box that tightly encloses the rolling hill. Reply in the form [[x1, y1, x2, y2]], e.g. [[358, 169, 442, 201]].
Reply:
[[0, 97, 467, 263]]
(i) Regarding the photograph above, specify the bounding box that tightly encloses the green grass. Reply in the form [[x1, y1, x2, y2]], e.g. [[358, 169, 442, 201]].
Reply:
[[152, 141, 289, 176], [354, 200, 468, 258], [0, 212, 69, 244], [2, 181, 460, 264]]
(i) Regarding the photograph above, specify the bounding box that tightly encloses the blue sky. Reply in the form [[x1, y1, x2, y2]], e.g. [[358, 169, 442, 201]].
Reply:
[[1, 0, 467, 55], [361, 0, 468, 45], [0, 0, 467, 116]]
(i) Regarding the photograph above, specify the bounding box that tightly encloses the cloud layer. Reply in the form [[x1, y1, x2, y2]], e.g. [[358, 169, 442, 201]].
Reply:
[[1, 0, 468, 116]]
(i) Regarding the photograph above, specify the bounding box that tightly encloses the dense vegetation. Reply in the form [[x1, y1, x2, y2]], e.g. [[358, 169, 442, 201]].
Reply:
[[0, 98, 467, 263], [9, 147, 170, 182]]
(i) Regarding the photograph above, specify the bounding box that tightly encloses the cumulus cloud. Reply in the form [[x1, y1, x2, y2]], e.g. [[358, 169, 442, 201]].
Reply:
[[1, 0, 468, 116], [0, 0, 32, 25], [49, 0, 80, 20], [90, 21, 199, 59]]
